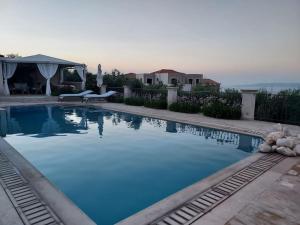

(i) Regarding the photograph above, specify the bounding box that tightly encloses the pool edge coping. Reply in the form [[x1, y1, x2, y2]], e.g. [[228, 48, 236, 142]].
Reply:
[[115, 153, 267, 225], [1, 101, 279, 225]]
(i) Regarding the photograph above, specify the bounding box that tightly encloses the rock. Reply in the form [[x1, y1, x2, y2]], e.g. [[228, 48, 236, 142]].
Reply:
[[258, 143, 273, 153], [272, 145, 278, 151], [283, 127, 292, 137], [294, 144, 300, 156], [276, 138, 294, 149], [273, 123, 283, 132], [276, 146, 296, 157], [293, 137, 300, 145], [265, 131, 284, 145], [287, 169, 298, 176]]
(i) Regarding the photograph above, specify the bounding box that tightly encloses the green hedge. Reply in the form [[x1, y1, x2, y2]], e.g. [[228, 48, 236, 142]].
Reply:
[[255, 90, 300, 125], [144, 99, 167, 109], [124, 97, 144, 106], [108, 95, 124, 103], [51, 86, 79, 96], [169, 102, 201, 113], [202, 102, 241, 119]]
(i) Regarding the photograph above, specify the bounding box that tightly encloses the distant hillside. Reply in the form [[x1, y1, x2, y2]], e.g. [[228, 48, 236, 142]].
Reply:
[[223, 82, 300, 93]]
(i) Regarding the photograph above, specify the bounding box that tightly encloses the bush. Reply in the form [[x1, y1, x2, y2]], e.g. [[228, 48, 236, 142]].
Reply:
[[126, 78, 144, 89], [144, 99, 167, 109], [169, 102, 201, 113], [108, 95, 124, 103], [85, 72, 99, 92], [202, 101, 241, 119], [255, 89, 300, 125], [124, 97, 144, 106], [51, 85, 79, 96]]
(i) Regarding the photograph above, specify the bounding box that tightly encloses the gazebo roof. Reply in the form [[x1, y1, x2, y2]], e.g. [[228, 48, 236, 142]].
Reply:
[[0, 54, 84, 66]]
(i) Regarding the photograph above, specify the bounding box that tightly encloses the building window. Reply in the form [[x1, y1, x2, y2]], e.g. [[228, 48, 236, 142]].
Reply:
[[196, 79, 199, 84], [171, 78, 177, 85], [147, 78, 152, 84], [188, 79, 193, 84]]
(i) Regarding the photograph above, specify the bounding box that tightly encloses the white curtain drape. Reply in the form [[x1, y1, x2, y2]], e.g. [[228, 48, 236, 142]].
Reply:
[[37, 63, 58, 96], [3, 63, 18, 96], [75, 66, 86, 90]]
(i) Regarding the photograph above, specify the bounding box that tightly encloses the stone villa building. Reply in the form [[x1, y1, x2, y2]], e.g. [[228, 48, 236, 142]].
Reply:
[[125, 69, 220, 91]]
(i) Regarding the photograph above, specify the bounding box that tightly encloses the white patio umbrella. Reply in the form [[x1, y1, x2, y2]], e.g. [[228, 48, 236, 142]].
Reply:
[[41, 106, 60, 135], [97, 64, 103, 88]]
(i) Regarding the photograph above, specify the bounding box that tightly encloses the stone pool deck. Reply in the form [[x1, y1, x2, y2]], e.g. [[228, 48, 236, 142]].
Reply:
[[1, 98, 300, 225]]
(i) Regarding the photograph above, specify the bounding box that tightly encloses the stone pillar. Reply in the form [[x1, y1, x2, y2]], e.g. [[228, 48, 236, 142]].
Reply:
[[123, 85, 132, 99], [0, 62, 4, 95], [100, 85, 107, 94], [0, 108, 7, 137], [241, 89, 258, 120], [167, 86, 178, 107]]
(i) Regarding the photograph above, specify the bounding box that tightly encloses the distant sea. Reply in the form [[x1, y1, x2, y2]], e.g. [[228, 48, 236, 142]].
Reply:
[[222, 82, 300, 93]]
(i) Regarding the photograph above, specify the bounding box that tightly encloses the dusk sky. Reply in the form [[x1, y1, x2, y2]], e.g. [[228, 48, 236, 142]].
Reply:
[[1, 0, 299, 85]]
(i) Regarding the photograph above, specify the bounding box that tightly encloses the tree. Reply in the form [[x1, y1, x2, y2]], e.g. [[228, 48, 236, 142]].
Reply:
[[6, 53, 21, 58]]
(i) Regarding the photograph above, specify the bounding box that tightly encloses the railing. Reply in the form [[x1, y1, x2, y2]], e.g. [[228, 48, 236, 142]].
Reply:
[[132, 88, 167, 100], [255, 92, 300, 125], [178, 91, 213, 105], [177, 90, 242, 106]]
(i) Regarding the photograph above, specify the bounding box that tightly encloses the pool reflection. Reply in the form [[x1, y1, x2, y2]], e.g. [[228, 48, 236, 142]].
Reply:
[[0, 105, 262, 152]]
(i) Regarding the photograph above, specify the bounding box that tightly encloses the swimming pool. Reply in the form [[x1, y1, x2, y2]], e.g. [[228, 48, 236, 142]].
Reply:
[[2, 105, 262, 225]]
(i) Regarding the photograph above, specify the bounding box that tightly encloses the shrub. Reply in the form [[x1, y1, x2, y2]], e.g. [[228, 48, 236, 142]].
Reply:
[[126, 78, 144, 89], [85, 72, 99, 92], [169, 102, 201, 113], [51, 85, 78, 96], [255, 89, 300, 125], [124, 97, 144, 106], [144, 99, 167, 109], [202, 101, 241, 119], [108, 95, 124, 103]]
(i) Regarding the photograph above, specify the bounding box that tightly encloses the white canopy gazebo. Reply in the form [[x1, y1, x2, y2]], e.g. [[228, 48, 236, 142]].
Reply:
[[0, 54, 87, 96]]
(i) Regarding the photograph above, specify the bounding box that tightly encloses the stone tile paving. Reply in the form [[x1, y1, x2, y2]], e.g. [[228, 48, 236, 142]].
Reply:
[[225, 160, 300, 225]]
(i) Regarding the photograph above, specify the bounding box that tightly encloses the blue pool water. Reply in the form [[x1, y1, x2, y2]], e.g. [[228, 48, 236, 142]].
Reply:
[[2, 105, 262, 225]]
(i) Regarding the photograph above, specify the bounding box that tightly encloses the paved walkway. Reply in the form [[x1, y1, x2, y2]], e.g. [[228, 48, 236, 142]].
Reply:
[[98, 103, 300, 137], [225, 159, 300, 225], [193, 157, 300, 225]]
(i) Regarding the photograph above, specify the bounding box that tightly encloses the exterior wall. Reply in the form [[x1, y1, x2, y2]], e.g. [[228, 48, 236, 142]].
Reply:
[[136, 74, 144, 83], [154, 73, 168, 85], [168, 74, 184, 85], [143, 73, 156, 85], [184, 74, 203, 86], [133, 71, 206, 88]]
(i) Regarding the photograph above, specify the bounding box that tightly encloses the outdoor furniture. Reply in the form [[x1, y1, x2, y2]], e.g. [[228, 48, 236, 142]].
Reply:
[[13, 83, 29, 94], [31, 82, 43, 94], [59, 90, 93, 101], [83, 91, 117, 103]]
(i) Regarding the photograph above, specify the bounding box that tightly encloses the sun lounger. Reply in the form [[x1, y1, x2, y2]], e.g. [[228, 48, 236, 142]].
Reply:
[[83, 91, 117, 102], [59, 90, 93, 101]]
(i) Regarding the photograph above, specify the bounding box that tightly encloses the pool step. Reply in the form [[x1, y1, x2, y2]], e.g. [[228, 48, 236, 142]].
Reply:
[[0, 152, 63, 225], [149, 153, 285, 225]]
